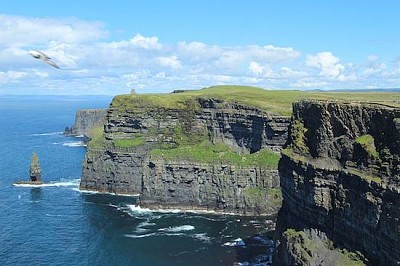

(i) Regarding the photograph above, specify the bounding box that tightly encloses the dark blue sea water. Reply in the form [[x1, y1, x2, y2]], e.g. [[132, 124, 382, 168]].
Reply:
[[0, 96, 275, 266]]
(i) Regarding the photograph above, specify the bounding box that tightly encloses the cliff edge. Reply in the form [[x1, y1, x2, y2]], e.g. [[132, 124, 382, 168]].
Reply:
[[275, 100, 400, 265], [64, 109, 107, 138], [80, 87, 290, 215]]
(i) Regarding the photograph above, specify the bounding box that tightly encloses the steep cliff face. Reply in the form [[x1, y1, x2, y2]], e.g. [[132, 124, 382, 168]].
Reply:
[[140, 158, 281, 215], [64, 109, 107, 137], [80, 96, 289, 215], [275, 100, 400, 265]]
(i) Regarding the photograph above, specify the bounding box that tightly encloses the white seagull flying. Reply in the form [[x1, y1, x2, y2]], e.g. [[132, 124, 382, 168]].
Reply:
[[28, 50, 60, 69]]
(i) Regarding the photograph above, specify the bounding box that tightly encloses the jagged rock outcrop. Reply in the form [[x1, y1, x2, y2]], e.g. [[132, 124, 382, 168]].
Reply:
[[29, 152, 42, 182], [81, 96, 289, 215], [64, 109, 107, 137], [275, 100, 400, 265]]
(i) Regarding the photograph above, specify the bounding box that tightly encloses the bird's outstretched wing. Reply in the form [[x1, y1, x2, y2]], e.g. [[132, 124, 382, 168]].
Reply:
[[45, 59, 60, 69], [28, 50, 60, 69]]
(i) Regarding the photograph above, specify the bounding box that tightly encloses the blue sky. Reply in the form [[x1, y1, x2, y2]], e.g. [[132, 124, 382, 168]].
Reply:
[[0, 0, 399, 95]]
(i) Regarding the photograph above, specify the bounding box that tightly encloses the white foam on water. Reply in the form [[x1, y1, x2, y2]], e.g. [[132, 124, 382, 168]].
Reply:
[[135, 227, 149, 234], [126, 205, 238, 216], [108, 204, 125, 211], [77, 190, 139, 197], [53, 179, 81, 187], [222, 238, 246, 247], [163, 233, 186, 237], [62, 141, 86, 147], [127, 205, 153, 214], [127, 205, 185, 214], [125, 232, 186, 239], [138, 221, 156, 227], [14, 183, 46, 188], [13, 179, 80, 188], [158, 225, 195, 232], [192, 233, 212, 243], [124, 233, 157, 239], [30, 131, 63, 136]]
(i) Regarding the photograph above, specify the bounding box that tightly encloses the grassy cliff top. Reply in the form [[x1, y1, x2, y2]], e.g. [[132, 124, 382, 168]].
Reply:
[[111, 85, 400, 116]]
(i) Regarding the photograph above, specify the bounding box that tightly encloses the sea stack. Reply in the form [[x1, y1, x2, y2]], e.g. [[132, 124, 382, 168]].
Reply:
[[29, 153, 42, 182]]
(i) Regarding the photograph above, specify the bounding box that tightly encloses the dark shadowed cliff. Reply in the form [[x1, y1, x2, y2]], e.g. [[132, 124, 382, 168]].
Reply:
[[275, 100, 400, 265]]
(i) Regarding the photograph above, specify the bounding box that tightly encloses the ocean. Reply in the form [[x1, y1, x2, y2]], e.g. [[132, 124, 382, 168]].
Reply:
[[0, 95, 275, 266]]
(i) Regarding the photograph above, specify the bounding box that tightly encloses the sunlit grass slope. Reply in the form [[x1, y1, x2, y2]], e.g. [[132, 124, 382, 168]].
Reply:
[[111, 85, 400, 116]]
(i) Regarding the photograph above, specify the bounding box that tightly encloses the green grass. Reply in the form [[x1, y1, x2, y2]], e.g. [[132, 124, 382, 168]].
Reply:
[[243, 187, 268, 201], [111, 85, 400, 116], [289, 120, 309, 154], [346, 168, 382, 184], [87, 126, 107, 149], [283, 229, 366, 266], [113, 137, 145, 148], [355, 134, 379, 158], [242, 187, 282, 207], [281, 147, 309, 163], [151, 141, 281, 168]]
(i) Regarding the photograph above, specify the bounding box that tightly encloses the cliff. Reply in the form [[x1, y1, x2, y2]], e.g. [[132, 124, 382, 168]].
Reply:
[[64, 109, 107, 137], [275, 100, 400, 265], [80, 88, 290, 215]]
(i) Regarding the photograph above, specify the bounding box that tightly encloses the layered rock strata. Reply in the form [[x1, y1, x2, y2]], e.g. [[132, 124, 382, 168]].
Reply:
[[81, 97, 289, 215], [275, 100, 400, 265]]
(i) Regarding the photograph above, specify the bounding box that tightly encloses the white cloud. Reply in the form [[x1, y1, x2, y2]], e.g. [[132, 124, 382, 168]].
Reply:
[[110, 34, 162, 50], [249, 45, 301, 62], [0, 70, 26, 83], [363, 55, 386, 76], [0, 14, 399, 95], [280, 67, 307, 78], [178, 41, 221, 63], [0, 15, 107, 47], [249, 61, 264, 75], [306, 52, 344, 78], [291, 79, 328, 88], [157, 55, 182, 69]]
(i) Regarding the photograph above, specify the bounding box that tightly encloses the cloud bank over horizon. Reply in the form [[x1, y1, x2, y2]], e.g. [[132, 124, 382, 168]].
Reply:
[[0, 14, 399, 95]]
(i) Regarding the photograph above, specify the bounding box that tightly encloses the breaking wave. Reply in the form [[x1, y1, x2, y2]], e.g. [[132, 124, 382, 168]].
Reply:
[[62, 141, 86, 147], [158, 225, 195, 232], [222, 238, 246, 247], [13, 179, 80, 188]]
